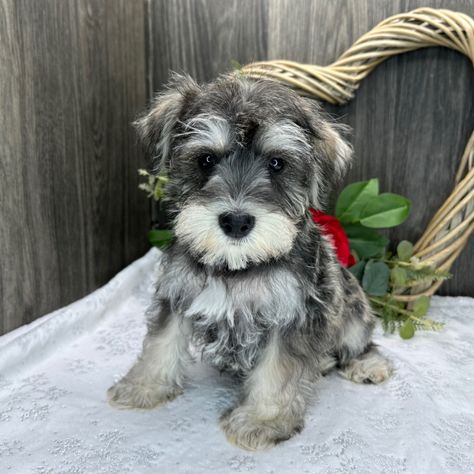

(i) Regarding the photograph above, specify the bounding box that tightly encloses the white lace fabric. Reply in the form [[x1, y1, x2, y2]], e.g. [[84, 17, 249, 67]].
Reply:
[[0, 249, 473, 473]]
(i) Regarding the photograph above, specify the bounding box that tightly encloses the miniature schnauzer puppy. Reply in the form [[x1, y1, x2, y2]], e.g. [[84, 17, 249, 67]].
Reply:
[[108, 73, 393, 450]]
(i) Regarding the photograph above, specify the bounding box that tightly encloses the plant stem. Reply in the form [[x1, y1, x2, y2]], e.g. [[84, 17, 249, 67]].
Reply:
[[369, 297, 412, 317], [380, 259, 410, 266], [369, 296, 442, 329]]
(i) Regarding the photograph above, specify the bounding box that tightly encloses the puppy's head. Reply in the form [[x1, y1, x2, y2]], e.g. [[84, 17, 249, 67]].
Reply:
[[135, 73, 352, 270]]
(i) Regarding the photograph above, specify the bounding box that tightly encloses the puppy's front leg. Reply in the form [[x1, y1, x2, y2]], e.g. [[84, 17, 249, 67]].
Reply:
[[220, 332, 314, 450], [108, 304, 191, 409]]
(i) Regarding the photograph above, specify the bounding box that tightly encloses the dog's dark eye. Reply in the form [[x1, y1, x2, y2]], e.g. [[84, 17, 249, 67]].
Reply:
[[198, 153, 218, 171], [268, 157, 285, 173]]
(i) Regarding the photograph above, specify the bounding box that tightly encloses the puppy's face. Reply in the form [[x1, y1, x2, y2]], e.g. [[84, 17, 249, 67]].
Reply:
[[136, 74, 352, 270]]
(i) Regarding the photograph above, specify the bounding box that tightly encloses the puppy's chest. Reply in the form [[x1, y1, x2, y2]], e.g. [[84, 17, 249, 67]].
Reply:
[[178, 269, 303, 372]]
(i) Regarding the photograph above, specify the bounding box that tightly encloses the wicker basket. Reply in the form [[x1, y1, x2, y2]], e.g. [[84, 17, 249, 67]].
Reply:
[[241, 7, 474, 301]]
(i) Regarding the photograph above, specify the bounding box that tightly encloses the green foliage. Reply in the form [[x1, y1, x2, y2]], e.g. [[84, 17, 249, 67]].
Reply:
[[336, 178, 410, 228], [399, 319, 415, 339], [139, 169, 172, 249], [335, 179, 379, 223], [229, 59, 242, 71], [370, 264, 446, 337], [398, 264, 451, 287], [413, 295, 430, 317], [361, 257, 448, 338], [397, 240, 414, 261], [359, 193, 411, 228], [344, 224, 389, 259], [148, 229, 173, 249], [348, 260, 366, 280], [369, 295, 444, 338], [337, 178, 448, 339], [361, 260, 390, 296], [138, 169, 169, 201], [338, 178, 410, 264], [390, 266, 407, 286]]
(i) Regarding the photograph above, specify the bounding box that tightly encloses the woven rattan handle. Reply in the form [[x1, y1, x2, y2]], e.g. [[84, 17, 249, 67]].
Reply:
[[241, 8, 474, 300]]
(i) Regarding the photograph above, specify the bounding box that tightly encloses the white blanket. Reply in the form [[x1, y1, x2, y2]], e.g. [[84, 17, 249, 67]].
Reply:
[[0, 249, 473, 473]]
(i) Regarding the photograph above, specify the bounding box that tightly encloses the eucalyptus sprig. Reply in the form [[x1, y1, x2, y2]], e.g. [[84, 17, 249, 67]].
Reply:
[[138, 169, 169, 200], [336, 179, 450, 339], [138, 169, 173, 248]]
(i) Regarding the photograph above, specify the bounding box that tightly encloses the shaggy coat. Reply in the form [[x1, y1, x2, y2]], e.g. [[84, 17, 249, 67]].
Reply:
[[108, 74, 392, 451]]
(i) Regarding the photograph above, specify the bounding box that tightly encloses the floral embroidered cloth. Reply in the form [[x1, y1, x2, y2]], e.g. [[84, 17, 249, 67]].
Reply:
[[0, 248, 473, 474]]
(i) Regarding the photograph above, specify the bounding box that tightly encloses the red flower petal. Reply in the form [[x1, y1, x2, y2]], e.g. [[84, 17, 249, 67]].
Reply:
[[309, 208, 354, 267]]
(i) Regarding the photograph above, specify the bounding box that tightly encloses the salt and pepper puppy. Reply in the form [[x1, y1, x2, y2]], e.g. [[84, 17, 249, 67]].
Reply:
[[107, 74, 393, 451]]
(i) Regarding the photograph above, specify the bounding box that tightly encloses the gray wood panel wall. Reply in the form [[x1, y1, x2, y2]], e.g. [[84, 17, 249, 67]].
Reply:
[[1, 0, 473, 336], [0, 0, 150, 335], [148, 0, 474, 296]]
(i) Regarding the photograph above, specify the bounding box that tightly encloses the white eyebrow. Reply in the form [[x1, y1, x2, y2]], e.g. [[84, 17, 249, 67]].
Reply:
[[257, 120, 311, 155], [178, 114, 232, 151]]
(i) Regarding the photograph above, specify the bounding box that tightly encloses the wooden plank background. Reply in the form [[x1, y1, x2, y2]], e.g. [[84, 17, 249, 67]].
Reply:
[[0, 0, 472, 335], [0, 0, 149, 335], [148, 0, 474, 296]]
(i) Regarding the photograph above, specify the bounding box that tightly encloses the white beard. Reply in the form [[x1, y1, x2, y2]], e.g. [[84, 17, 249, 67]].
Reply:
[[174, 202, 298, 270]]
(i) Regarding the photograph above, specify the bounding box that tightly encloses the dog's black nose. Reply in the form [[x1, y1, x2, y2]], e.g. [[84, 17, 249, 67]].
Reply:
[[218, 213, 255, 238]]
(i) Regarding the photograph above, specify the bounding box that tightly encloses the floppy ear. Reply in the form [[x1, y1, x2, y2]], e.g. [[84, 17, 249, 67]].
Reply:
[[318, 121, 353, 180], [300, 98, 353, 208], [134, 74, 200, 173]]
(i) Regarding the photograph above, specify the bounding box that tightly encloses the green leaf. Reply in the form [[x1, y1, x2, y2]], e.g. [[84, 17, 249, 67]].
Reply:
[[402, 265, 451, 287], [390, 266, 407, 286], [348, 261, 366, 282], [381, 305, 394, 333], [230, 59, 242, 70], [148, 229, 173, 248], [399, 319, 415, 339], [397, 240, 414, 261], [335, 179, 379, 223], [413, 295, 430, 317], [359, 193, 411, 228], [344, 224, 389, 259], [362, 260, 390, 296]]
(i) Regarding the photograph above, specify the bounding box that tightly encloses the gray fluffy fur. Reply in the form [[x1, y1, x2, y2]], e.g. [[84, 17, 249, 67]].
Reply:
[[107, 74, 393, 451]]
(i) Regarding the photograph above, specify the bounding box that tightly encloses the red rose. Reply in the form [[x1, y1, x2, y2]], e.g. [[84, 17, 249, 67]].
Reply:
[[309, 208, 356, 268]]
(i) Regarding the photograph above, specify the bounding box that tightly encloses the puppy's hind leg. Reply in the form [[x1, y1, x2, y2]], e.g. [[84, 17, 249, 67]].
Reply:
[[337, 271, 393, 384], [338, 343, 393, 384], [107, 301, 191, 409]]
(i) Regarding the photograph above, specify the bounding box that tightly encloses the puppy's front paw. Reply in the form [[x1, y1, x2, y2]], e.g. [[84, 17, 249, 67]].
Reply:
[[107, 378, 182, 409], [219, 406, 303, 451]]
